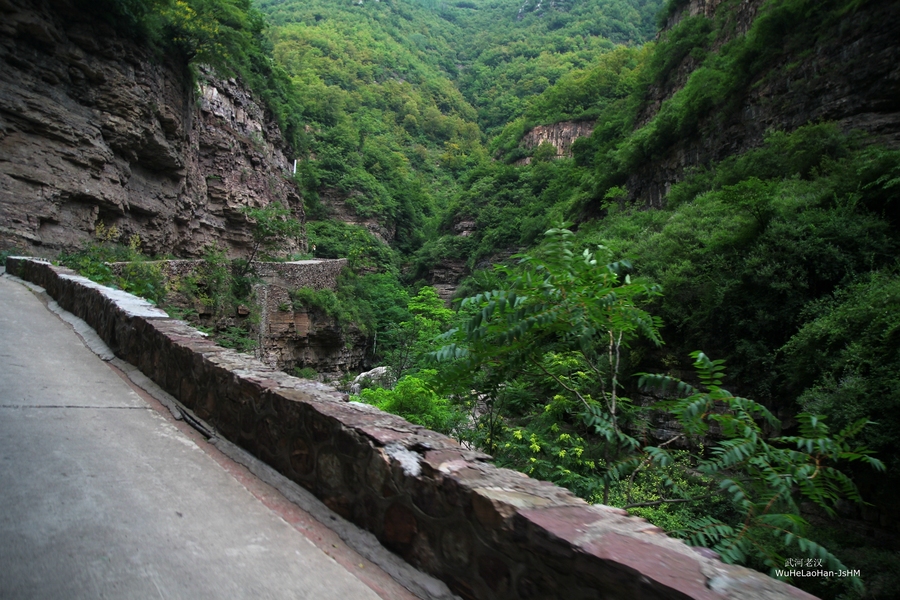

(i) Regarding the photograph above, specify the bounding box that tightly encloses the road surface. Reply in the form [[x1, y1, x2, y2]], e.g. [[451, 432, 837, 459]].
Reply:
[[0, 271, 418, 600]]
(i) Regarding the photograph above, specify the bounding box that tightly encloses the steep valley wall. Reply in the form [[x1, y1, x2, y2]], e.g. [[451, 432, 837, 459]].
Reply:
[[628, 0, 900, 206], [0, 0, 303, 258]]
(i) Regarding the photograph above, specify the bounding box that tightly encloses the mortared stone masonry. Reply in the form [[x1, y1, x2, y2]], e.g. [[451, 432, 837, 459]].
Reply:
[[6, 257, 817, 600]]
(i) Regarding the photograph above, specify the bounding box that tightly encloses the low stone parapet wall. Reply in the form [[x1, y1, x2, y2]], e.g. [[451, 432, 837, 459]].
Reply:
[[6, 256, 814, 600]]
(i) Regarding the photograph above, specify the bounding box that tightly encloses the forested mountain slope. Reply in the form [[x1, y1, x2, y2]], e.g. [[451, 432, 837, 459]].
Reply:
[[395, 3, 900, 596], [251, 0, 663, 264]]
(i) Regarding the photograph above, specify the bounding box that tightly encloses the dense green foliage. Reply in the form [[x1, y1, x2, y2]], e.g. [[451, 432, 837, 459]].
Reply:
[[640, 355, 883, 579], [358, 369, 464, 434], [423, 124, 899, 595], [251, 0, 663, 247], [581, 0, 878, 200], [258, 0, 479, 246], [425, 230, 883, 585], [166, 244, 260, 351], [307, 221, 399, 273], [781, 271, 900, 492], [578, 124, 900, 409], [58, 225, 167, 305], [291, 269, 411, 339], [453, 0, 661, 133], [432, 227, 663, 498], [239, 201, 304, 274]]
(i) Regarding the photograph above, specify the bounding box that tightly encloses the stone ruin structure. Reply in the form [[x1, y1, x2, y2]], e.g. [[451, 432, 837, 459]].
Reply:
[[112, 258, 366, 379]]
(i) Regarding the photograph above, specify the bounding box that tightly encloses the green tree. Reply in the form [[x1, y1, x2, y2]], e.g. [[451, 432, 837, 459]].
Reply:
[[639, 353, 883, 586], [429, 226, 883, 585], [239, 202, 303, 274], [433, 226, 663, 501], [358, 369, 463, 435], [384, 286, 453, 382]]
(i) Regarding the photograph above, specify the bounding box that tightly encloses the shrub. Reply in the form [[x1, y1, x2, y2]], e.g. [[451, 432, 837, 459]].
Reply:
[[293, 366, 318, 379], [358, 370, 464, 435]]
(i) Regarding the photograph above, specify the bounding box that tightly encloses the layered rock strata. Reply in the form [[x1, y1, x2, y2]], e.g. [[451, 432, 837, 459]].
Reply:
[[111, 258, 363, 376], [516, 120, 596, 165], [0, 0, 303, 257]]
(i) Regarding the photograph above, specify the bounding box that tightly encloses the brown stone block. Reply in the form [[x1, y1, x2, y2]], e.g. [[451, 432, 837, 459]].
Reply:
[[440, 527, 472, 568], [271, 399, 302, 426], [477, 555, 510, 595], [333, 426, 369, 461], [582, 533, 716, 600], [309, 412, 334, 444], [358, 426, 413, 446], [197, 385, 218, 419], [354, 492, 382, 531], [239, 401, 259, 437], [472, 487, 556, 532], [215, 397, 242, 439], [437, 475, 465, 509], [179, 377, 196, 405], [289, 438, 314, 476], [323, 495, 352, 519], [267, 310, 294, 334], [316, 452, 344, 492], [294, 312, 310, 336], [515, 570, 559, 600], [237, 375, 270, 401], [411, 530, 438, 573], [383, 502, 417, 547], [255, 419, 279, 461], [445, 575, 479, 600], [411, 481, 448, 519], [365, 449, 396, 498], [516, 505, 607, 548], [420, 449, 469, 475]]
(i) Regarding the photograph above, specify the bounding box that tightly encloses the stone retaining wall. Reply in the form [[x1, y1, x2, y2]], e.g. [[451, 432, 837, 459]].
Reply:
[[6, 256, 815, 600]]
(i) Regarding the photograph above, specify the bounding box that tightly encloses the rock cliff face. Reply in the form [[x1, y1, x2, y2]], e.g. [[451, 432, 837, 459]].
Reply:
[[0, 0, 303, 258], [318, 187, 394, 244], [628, 0, 900, 206], [516, 120, 596, 165]]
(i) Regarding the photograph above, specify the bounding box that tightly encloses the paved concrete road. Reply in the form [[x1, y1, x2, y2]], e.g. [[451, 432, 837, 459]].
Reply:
[[0, 274, 406, 600]]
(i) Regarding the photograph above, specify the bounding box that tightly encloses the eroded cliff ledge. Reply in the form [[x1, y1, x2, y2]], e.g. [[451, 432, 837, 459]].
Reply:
[[0, 0, 303, 257], [515, 120, 596, 165]]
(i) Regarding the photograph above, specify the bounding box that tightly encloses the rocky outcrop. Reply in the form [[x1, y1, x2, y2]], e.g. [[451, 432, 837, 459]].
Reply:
[[318, 186, 394, 244], [348, 366, 392, 394], [0, 0, 303, 258], [515, 120, 595, 165], [656, 0, 760, 40], [628, 0, 900, 206], [429, 257, 467, 305]]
